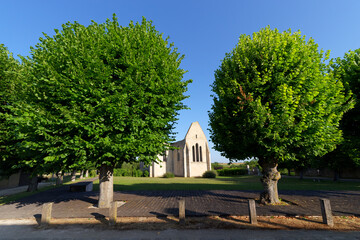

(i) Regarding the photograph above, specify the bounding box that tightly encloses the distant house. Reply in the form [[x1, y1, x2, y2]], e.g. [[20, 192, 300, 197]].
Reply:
[[149, 122, 211, 177]]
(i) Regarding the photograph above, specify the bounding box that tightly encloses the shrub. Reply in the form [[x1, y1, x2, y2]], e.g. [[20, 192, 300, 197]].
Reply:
[[202, 170, 218, 178], [113, 162, 147, 177], [143, 170, 150, 177], [213, 165, 223, 170], [163, 172, 175, 178], [133, 169, 143, 177], [89, 170, 97, 177], [217, 168, 247, 176]]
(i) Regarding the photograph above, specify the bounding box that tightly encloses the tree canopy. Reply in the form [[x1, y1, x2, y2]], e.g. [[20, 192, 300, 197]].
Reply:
[[0, 44, 24, 177], [318, 49, 360, 175], [209, 26, 353, 203], [2, 15, 190, 202]]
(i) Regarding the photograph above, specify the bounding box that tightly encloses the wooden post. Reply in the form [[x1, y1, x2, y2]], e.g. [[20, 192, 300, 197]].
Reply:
[[109, 201, 117, 226], [248, 199, 257, 225], [178, 198, 185, 225], [320, 198, 334, 227], [41, 202, 53, 225]]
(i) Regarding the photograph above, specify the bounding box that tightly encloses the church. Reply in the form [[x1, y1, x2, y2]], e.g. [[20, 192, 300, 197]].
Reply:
[[149, 122, 211, 177]]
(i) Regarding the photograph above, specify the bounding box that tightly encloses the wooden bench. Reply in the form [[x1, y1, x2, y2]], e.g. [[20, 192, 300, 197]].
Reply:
[[69, 182, 93, 192]]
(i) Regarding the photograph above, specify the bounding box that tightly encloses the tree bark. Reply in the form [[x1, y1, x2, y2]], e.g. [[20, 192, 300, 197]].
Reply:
[[299, 169, 304, 180], [85, 170, 89, 178], [27, 176, 38, 192], [79, 170, 84, 179], [259, 158, 281, 205], [56, 171, 63, 186], [98, 164, 114, 208], [71, 170, 77, 181]]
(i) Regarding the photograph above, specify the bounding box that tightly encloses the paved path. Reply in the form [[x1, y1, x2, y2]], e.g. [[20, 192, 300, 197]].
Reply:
[[0, 221, 359, 240], [0, 182, 55, 197], [0, 178, 359, 219]]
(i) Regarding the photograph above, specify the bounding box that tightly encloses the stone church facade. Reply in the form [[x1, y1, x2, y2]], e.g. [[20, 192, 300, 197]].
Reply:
[[149, 122, 211, 177]]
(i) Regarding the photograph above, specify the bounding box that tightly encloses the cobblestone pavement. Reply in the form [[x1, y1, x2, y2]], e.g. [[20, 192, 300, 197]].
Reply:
[[0, 178, 359, 219]]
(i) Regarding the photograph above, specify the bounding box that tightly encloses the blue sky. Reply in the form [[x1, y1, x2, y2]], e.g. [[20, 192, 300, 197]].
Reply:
[[1, 0, 359, 162]]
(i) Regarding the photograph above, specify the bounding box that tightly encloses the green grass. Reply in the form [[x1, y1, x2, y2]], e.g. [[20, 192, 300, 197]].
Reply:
[[2, 175, 359, 205], [92, 175, 360, 192]]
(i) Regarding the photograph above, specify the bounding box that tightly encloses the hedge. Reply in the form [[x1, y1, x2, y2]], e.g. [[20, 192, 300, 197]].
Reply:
[[216, 168, 247, 176]]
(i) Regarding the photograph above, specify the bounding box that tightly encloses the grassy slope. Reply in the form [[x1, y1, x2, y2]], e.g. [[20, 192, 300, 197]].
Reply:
[[92, 176, 360, 191]]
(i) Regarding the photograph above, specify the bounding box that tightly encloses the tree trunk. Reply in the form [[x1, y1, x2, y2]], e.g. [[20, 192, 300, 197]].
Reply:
[[56, 172, 63, 186], [85, 170, 89, 178], [299, 169, 304, 180], [27, 176, 38, 192], [98, 164, 114, 208], [79, 170, 84, 179], [287, 168, 291, 176], [259, 159, 281, 205], [71, 170, 77, 181]]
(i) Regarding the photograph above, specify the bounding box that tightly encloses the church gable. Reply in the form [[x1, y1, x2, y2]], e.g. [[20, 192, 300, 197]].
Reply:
[[184, 121, 207, 141], [149, 121, 211, 177]]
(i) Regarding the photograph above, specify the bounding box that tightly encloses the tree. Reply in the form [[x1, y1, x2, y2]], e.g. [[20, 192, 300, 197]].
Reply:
[[0, 45, 36, 188], [12, 15, 190, 207], [209, 27, 353, 204], [0, 44, 19, 168], [319, 49, 360, 179]]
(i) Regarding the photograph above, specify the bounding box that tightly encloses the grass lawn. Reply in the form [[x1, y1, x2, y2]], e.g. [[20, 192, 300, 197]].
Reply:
[[92, 175, 360, 192]]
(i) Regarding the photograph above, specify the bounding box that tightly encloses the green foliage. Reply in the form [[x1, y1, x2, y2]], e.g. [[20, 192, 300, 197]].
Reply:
[[143, 170, 149, 177], [243, 159, 259, 169], [319, 49, 360, 170], [4, 15, 190, 175], [202, 170, 218, 178], [162, 172, 175, 178], [88, 170, 97, 177], [0, 44, 30, 176], [113, 162, 147, 177], [209, 26, 354, 166], [211, 162, 223, 170], [217, 168, 248, 176]]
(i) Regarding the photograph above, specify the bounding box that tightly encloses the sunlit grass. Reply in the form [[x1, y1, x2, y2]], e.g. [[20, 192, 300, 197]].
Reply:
[[92, 175, 360, 192]]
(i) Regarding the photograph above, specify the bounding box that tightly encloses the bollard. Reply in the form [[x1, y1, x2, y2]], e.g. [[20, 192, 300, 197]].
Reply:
[[248, 199, 257, 225], [178, 198, 185, 225], [109, 201, 118, 226], [320, 198, 334, 227], [41, 202, 53, 225]]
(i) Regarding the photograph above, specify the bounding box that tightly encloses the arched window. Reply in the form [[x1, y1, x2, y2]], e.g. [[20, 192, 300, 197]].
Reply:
[[200, 146, 203, 162], [192, 146, 195, 162], [196, 143, 199, 162]]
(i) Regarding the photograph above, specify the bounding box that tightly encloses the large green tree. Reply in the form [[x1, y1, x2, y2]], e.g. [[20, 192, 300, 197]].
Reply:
[[319, 49, 360, 178], [209, 27, 353, 204], [10, 16, 190, 207], [0, 44, 26, 181]]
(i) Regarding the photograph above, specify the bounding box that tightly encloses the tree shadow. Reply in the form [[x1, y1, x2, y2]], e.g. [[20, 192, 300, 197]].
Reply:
[[91, 213, 108, 225], [33, 214, 41, 225]]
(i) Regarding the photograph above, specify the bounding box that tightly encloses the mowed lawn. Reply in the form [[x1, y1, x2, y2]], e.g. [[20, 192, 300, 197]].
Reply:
[[93, 176, 360, 192]]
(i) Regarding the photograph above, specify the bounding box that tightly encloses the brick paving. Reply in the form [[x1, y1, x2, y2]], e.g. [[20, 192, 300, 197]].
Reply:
[[0, 178, 359, 219]]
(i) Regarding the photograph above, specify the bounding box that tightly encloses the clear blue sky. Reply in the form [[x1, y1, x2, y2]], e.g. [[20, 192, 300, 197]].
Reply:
[[1, 0, 359, 162]]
